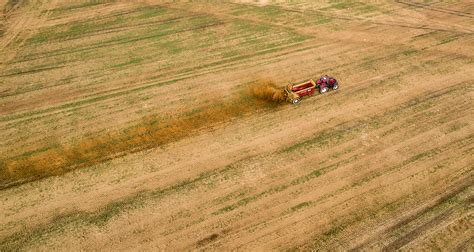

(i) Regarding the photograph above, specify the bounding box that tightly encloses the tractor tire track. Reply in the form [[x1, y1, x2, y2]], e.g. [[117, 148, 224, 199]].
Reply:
[[395, 0, 474, 18], [211, 137, 473, 250], [179, 81, 473, 248], [349, 176, 473, 251], [236, 2, 474, 34], [382, 183, 473, 251]]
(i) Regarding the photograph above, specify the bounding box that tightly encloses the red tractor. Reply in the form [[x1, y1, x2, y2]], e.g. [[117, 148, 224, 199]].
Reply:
[[284, 75, 339, 104], [316, 75, 339, 94]]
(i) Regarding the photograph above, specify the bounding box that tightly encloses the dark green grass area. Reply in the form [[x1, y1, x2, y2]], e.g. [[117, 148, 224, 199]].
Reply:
[[28, 6, 169, 44]]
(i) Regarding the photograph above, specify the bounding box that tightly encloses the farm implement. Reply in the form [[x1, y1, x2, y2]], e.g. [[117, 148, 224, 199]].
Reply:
[[284, 76, 339, 104]]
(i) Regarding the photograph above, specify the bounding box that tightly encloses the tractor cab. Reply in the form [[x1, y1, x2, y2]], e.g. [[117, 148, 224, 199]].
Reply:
[[316, 75, 339, 93]]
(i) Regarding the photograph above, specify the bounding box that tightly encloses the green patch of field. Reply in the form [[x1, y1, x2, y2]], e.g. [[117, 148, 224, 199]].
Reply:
[[134, 7, 168, 20], [288, 201, 313, 212], [438, 35, 461, 45], [29, 6, 171, 45], [111, 57, 143, 68], [444, 122, 469, 133], [28, 16, 127, 44]]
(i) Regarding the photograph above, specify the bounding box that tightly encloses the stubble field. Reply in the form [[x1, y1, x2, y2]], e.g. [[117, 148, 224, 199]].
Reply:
[[0, 0, 473, 250]]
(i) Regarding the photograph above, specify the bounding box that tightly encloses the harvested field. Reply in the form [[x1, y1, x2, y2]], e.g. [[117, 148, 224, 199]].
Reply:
[[1, 0, 473, 250]]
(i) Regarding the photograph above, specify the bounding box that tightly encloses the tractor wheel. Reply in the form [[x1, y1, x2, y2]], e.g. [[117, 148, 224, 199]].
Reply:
[[320, 86, 329, 94], [292, 97, 301, 104], [333, 83, 339, 90]]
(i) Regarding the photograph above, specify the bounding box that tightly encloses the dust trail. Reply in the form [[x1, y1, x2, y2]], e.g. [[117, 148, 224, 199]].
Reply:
[[248, 79, 286, 103], [0, 78, 286, 189]]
